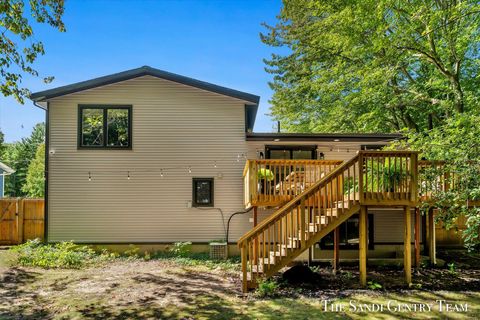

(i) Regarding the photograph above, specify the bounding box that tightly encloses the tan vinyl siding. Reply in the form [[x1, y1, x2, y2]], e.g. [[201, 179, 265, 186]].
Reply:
[[48, 75, 252, 242]]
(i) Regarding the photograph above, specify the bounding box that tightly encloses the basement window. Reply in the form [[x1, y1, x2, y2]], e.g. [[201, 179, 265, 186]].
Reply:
[[319, 214, 374, 250], [192, 178, 214, 207], [79, 105, 132, 149]]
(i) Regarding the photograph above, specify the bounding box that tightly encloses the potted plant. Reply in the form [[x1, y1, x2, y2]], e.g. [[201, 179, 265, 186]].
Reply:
[[257, 168, 274, 194]]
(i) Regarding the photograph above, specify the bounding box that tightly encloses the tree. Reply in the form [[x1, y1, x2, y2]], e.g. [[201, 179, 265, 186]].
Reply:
[[2, 123, 45, 196], [388, 114, 480, 250], [22, 143, 45, 197], [0, 128, 4, 155], [262, 0, 480, 133], [0, 0, 65, 103]]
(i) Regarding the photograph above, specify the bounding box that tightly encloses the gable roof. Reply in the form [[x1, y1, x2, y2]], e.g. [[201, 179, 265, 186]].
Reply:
[[0, 162, 14, 175], [30, 66, 260, 105]]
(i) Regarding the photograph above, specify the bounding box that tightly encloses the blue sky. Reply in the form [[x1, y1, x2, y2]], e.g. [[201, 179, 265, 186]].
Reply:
[[0, 0, 283, 142]]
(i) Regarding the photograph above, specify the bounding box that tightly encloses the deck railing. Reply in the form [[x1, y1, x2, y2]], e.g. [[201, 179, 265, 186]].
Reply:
[[243, 159, 343, 207], [243, 151, 419, 208]]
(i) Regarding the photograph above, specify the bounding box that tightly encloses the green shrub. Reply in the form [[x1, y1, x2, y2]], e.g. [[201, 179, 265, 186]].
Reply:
[[167, 241, 192, 257], [123, 244, 140, 258], [11, 239, 114, 269], [448, 262, 457, 275], [256, 279, 279, 298], [367, 281, 382, 290]]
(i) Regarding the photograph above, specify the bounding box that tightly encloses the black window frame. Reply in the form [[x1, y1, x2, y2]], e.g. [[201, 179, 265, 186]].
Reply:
[[319, 214, 375, 250], [265, 145, 317, 159], [192, 178, 214, 207], [78, 104, 132, 149]]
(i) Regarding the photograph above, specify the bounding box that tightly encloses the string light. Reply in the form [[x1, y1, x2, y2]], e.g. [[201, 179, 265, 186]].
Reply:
[[214, 161, 217, 168], [160, 169, 164, 177], [88, 172, 92, 182], [188, 166, 192, 174], [127, 171, 131, 180]]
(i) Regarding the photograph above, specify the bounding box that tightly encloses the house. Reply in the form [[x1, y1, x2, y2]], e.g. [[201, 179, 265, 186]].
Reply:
[[0, 162, 14, 198], [31, 66, 442, 290]]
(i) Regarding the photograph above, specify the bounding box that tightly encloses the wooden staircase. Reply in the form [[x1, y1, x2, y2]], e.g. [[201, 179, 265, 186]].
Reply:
[[238, 151, 420, 292]]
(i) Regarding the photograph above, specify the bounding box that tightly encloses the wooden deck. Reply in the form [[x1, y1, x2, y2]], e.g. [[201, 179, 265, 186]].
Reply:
[[239, 151, 470, 292]]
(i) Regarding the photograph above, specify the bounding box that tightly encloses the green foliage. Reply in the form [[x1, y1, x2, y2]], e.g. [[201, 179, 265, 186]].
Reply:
[[262, 0, 480, 133], [0, 0, 65, 103], [257, 168, 274, 181], [167, 241, 192, 257], [256, 278, 280, 298], [0, 129, 4, 156], [11, 239, 114, 269], [123, 244, 140, 258], [22, 143, 44, 197], [448, 262, 457, 275], [1, 123, 45, 197], [367, 281, 383, 290], [389, 113, 480, 250]]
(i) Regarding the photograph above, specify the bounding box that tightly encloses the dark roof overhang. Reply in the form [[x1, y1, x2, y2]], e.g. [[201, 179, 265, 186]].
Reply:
[[246, 132, 403, 142], [30, 66, 260, 105]]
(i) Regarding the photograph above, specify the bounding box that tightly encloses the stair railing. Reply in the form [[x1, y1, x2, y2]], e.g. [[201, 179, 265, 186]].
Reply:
[[238, 154, 361, 288], [238, 151, 419, 291]]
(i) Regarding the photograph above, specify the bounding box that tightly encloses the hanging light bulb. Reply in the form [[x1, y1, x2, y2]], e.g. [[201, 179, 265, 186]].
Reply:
[[214, 161, 217, 168], [188, 166, 192, 174], [88, 172, 92, 182], [127, 171, 131, 180], [160, 169, 164, 177]]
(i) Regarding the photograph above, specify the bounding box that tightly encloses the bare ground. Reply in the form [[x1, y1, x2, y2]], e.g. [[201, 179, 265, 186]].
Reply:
[[1, 253, 480, 319]]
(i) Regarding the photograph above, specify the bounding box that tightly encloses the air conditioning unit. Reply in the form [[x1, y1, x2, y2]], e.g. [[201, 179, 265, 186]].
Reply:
[[209, 242, 228, 260]]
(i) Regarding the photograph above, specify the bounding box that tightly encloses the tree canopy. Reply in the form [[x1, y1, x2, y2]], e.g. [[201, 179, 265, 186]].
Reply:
[[0, 0, 65, 103], [262, 0, 480, 133], [1, 123, 45, 196], [22, 143, 45, 197]]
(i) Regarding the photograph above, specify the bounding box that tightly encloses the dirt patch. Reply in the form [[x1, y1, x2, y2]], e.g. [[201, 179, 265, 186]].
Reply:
[[0, 252, 479, 319]]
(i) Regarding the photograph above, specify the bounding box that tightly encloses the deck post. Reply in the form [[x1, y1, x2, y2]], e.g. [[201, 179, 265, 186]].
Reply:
[[333, 226, 340, 274], [359, 205, 367, 287], [253, 206, 258, 263], [414, 207, 421, 268], [241, 244, 248, 293], [428, 208, 436, 265], [404, 206, 412, 285]]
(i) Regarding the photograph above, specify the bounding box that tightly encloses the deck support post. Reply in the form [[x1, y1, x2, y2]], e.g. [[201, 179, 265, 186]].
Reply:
[[253, 206, 258, 263], [404, 206, 412, 285], [428, 208, 436, 265], [241, 244, 248, 293], [414, 207, 421, 269], [333, 226, 340, 274], [359, 205, 367, 287]]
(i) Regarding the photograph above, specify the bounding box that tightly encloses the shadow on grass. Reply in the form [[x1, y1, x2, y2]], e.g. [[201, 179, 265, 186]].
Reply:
[[0, 267, 50, 319]]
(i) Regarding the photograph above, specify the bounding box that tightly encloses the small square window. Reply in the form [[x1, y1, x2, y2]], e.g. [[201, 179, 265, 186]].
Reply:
[[192, 178, 214, 207]]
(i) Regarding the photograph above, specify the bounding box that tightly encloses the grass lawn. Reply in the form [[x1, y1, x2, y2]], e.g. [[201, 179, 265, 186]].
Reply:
[[1, 248, 479, 320]]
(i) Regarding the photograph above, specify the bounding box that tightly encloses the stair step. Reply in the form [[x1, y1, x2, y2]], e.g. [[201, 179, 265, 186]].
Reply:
[[270, 250, 286, 258], [333, 200, 353, 208], [315, 215, 336, 225], [307, 222, 319, 232], [251, 264, 264, 273], [258, 257, 276, 265]]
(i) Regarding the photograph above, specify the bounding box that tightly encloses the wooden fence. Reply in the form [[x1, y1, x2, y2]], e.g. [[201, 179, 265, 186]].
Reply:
[[0, 198, 44, 245]]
